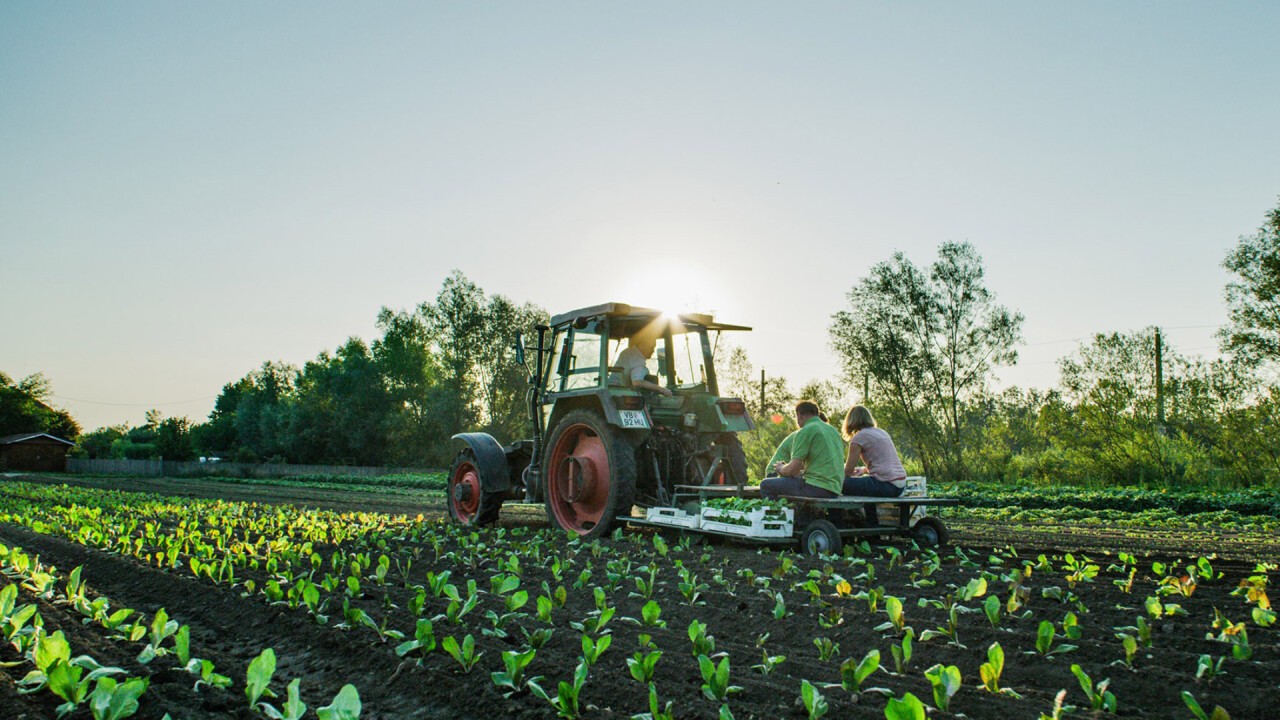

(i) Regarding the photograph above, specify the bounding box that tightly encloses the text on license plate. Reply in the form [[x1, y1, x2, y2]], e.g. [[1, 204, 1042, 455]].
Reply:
[[618, 410, 649, 429]]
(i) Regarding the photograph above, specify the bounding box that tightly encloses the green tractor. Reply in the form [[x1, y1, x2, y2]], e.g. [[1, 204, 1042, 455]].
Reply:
[[447, 303, 754, 538]]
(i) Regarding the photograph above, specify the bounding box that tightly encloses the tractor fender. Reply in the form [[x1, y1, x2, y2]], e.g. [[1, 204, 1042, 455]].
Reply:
[[452, 432, 512, 493]]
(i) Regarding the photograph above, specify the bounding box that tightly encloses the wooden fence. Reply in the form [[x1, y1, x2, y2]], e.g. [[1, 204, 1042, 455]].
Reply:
[[66, 458, 440, 479]]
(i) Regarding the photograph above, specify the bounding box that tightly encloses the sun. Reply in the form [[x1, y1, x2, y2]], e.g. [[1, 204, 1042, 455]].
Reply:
[[617, 265, 718, 315]]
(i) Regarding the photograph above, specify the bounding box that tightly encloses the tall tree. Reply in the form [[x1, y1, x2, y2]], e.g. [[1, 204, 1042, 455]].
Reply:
[[1219, 198, 1280, 368], [373, 305, 444, 466], [425, 271, 487, 439], [829, 241, 1023, 479], [474, 295, 549, 440]]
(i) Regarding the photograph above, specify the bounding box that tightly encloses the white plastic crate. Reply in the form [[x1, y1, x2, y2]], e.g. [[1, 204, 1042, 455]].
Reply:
[[700, 506, 794, 538], [876, 476, 928, 524], [645, 506, 702, 530]]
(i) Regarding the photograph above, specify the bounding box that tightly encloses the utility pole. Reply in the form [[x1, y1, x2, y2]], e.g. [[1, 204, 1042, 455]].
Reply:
[[1155, 327, 1165, 432], [760, 369, 766, 418]]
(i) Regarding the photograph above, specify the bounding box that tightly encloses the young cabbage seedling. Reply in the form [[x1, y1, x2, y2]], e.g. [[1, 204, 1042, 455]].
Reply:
[[1070, 664, 1117, 713], [316, 684, 361, 720], [441, 634, 482, 673], [883, 691, 926, 720], [697, 654, 742, 701], [923, 663, 961, 712], [627, 650, 662, 683], [490, 648, 542, 697], [800, 679, 828, 720]]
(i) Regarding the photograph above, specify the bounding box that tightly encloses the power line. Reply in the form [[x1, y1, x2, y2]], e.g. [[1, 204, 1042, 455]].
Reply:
[[52, 394, 217, 408]]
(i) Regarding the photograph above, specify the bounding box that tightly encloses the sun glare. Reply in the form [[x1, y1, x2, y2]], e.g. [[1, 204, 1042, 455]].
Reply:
[[618, 265, 719, 316]]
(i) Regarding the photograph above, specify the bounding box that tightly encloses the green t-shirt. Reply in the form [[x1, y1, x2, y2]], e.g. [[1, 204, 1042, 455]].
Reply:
[[788, 417, 845, 495], [767, 431, 798, 469]]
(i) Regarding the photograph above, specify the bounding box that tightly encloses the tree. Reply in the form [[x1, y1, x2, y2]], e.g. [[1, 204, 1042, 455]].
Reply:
[[0, 371, 80, 439], [1219, 199, 1280, 368], [474, 295, 549, 441], [154, 415, 195, 461], [717, 345, 798, 481], [424, 271, 487, 439], [829, 241, 1023, 480], [232, 362, 300, 462], [373, 305, 445, 466], [292, 338, 391, 465]]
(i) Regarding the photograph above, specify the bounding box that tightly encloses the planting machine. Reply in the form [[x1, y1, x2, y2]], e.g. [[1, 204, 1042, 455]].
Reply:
[[446, 302, 957, 553]]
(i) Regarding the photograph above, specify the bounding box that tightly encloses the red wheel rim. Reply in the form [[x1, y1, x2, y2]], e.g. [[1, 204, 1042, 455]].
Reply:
[[449, 460, 481, 523], [547, 423, 609, 533]]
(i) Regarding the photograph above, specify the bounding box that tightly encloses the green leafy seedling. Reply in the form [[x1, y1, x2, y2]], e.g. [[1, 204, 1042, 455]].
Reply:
[[1070, 664, 1116, 713], [884, 691, 926, 720], [698, 654, 742, 701], [89, 676, 149, 720], [316, 684, 361, 720], [800, 678, 828, 720], [246, 648, 277, 708], [923, 663, 961, 712], [627, 650, 662, 684], [441, 634, 482, 673]]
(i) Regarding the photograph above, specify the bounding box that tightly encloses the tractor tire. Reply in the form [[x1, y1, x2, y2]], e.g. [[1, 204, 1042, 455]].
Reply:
[[543, 409, 637, 539], [713, 433, 749, 486], [447, 450, 503, 526], [910, 516, 949, 548], [801, 519, 843, 557]]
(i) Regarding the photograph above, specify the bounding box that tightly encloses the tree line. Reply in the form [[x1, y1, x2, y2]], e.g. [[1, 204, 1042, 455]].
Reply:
[[7, 199, 1278, 486]]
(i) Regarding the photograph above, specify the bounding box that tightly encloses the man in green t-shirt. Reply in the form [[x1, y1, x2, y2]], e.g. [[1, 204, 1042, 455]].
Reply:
[[760, 401, 844, 499]]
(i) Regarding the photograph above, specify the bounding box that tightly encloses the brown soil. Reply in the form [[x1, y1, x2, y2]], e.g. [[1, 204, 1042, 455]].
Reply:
[[0, 474, 1276, 719]]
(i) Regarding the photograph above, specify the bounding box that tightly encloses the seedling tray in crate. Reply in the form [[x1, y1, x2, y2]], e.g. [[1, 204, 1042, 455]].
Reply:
[[699, 506, 794, 538], [644, 506, 702, 530]]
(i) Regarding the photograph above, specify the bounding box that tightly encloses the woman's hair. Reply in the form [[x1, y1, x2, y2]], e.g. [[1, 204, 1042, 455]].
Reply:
[[794, 400, 825, 422], [842, 405, 876, 439]]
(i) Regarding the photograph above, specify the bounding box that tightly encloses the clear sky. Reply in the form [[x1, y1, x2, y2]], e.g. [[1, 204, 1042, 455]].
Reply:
[[2, 2, 1278, 431]]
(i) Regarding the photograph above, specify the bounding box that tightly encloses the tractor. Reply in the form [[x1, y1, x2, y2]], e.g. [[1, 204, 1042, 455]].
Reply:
[[446, 303, 754, 538]]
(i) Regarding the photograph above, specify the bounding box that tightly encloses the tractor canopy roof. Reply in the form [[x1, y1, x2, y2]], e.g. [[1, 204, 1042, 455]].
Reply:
[[549, 302, 751, 337]]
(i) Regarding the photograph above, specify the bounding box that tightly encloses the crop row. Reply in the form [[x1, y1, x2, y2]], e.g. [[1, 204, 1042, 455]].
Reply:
[[0, 480, 1273, 718], [937, 481, 1280, 518], [0, 539, 364, 720]]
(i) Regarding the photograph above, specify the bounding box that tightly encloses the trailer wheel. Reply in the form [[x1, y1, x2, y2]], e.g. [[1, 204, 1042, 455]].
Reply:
[[910, 516, 949, 548], [801, 519, 843, 556], [544, 409, 637, 539], [448, 450, 502, 526]]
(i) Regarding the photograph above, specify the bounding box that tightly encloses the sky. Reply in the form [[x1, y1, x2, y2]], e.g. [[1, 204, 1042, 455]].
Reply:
[[2, 2, 1278, 431]]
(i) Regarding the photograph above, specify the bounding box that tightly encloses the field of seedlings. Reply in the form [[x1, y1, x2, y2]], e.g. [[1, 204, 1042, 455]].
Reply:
[[0, 477, 1277, 720]]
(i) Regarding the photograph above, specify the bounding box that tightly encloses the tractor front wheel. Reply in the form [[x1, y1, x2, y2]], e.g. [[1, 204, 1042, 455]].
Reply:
[[543, 409, 637, 539], [448, 450, 503, 526]]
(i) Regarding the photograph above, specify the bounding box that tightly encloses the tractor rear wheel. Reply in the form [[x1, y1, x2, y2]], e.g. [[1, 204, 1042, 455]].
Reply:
[[544, 409, 637, 539], [447, 450, 503, 526]]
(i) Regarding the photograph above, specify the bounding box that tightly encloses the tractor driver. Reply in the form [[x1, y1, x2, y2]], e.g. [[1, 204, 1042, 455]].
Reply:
[[615, 332, 674, 397], [759, 401, 844, 499]]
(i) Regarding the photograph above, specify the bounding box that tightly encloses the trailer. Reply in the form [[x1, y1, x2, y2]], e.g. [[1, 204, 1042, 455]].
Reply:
[[626, 477, 959, 556]]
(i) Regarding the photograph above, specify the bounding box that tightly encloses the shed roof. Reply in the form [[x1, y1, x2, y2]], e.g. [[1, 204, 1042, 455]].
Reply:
[[0, 433, 76, 447]]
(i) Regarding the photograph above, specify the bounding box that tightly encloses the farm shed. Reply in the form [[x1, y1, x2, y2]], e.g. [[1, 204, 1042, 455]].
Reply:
[[0, 432, 75, 472]]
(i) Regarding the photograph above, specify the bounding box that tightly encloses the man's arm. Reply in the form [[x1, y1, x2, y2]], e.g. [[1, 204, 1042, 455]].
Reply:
[[633, 378, 673, 397]]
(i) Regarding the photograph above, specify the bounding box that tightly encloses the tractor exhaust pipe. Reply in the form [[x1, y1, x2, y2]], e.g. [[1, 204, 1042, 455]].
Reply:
[[523, 324, 550, 502]]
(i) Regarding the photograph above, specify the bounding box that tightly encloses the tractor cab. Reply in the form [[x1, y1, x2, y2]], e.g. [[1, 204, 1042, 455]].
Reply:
[[448, 302, 754, 538]]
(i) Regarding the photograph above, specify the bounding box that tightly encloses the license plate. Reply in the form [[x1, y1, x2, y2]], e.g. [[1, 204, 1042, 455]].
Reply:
[[618, 410, 649, 429]]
